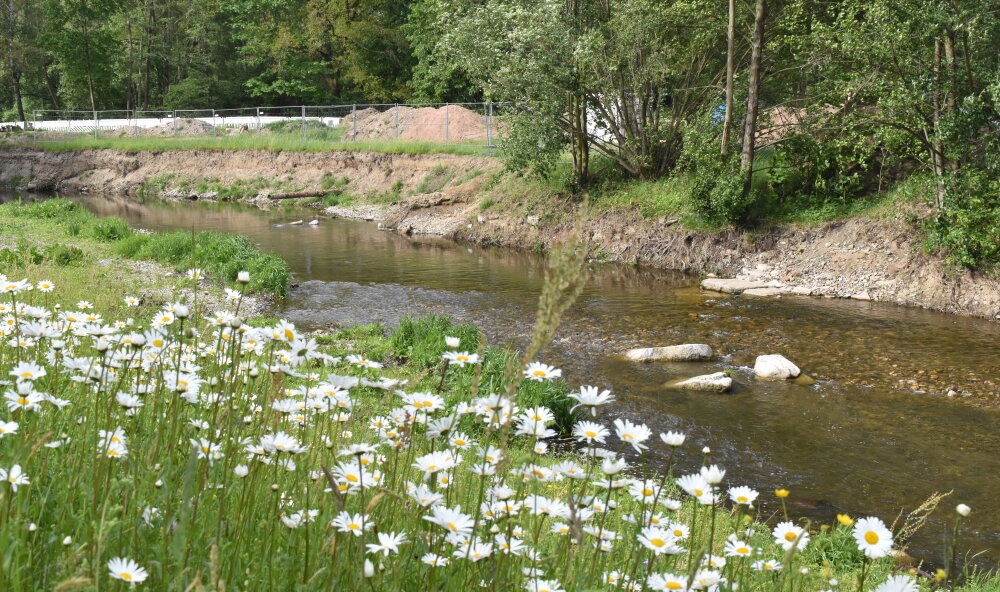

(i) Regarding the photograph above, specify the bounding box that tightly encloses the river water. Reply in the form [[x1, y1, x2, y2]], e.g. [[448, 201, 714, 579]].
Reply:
[[59, 195, 1000, 564]]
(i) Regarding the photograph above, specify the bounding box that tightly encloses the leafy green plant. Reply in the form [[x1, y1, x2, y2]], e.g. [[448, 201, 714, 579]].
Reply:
[[91, 217, 134, 242]]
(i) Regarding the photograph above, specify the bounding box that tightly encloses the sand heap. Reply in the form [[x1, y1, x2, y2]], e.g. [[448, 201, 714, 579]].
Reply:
[[339, 105, 490, 142], [113, 118, 217, 137]]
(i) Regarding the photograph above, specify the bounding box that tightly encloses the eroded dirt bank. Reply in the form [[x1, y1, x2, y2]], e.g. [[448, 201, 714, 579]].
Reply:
[[4, 146, 999, 321]]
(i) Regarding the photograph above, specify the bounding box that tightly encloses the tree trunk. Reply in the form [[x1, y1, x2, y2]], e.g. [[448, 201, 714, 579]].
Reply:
[[740, 0, 766, 195], [721, 0, 735, 156], [931, 39, 946, 208]]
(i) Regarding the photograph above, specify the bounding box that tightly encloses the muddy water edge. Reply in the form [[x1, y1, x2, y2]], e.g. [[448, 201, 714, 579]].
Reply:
[[21, 194, 1000, 566]]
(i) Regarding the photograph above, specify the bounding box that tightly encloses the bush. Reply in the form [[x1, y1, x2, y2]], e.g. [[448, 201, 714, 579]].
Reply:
[[92, 217, 134, 242], [927, 171, 1000, 269], [113, 230, 291, 296], [390, 315, 481, 369]]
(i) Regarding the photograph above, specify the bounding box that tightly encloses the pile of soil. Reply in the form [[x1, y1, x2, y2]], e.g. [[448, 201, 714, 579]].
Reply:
[[339, 105, 489, 142], [114, 118, 217, 137]]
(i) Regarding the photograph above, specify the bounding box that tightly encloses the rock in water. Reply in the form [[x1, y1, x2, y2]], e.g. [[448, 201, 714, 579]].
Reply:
[[623, 344, 714, 362], [754, 354, 801, 380], [666, 372, 733, 393], [701, 278, 769, 294]]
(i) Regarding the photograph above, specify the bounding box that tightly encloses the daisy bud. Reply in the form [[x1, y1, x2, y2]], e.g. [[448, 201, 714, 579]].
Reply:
[[271, 483, 279, 491], [52, 340, 65, 350], [62, 536, 72, 546], [175, 305, 190, 319], [829, 579, 839, 587], [234, 465, 249, 478], [153, 464, 161, 471], [702, 446, 711, 454], [363, 560, 374, 578], [95, 339, 109, 352], [237, 271, 250, 284], [445, 336, 460, 349], [229, 317, 243, 329], [956, 504, 971, 517], [28, 523, 36, 532], [249, 368, 259, 378], [155, 480, 163, 488]]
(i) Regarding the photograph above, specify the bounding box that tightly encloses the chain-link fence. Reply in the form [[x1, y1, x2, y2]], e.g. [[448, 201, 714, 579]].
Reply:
[[3, 103, 507, 152]]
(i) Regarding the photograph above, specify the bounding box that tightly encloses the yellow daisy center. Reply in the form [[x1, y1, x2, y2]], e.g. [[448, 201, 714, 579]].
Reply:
[[784, 532, 798, 542], [667, 584, 683, 590], [650, 538, 666, 547], [120, 572, 133, 581], [532, 370, 546, 376], [865, 531, 879, 544]]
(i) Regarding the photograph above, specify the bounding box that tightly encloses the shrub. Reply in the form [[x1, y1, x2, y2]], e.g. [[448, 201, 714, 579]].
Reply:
[[390, 315, 481, 369], [926, 171, 1000, 269], [92, 217, 134, 242]]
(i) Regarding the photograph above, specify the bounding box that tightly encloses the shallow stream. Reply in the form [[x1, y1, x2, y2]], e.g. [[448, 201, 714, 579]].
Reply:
[[55, 195, 1000, 564]]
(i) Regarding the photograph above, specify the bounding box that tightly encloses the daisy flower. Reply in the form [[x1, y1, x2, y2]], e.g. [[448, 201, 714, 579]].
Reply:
[[107, 556, 149, 584], [637, 526, 683, 555], [724, 539, 753, 558], [728, 485, 758, 505], [647, 572, 688, 591], [442, 351, 479, 366], [574, 421, 609, 445], [331, 511, 372, 536], [0, 464, 29, 491], [772, 521, 810, 550], [37, 280, 55, 292], [872, 574, 919, 592], [0, 420, 17, 437], [853, 516, 893, 558], [568, 385, 614, 416], [522, 362, 561, 381], [365, 531, 407, 556], [524, 578, 565, 592], [613, 418, 652, 453], [424, 505, 474, 535]]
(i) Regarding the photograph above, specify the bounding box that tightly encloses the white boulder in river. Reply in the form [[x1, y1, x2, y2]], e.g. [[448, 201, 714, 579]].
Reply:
[[623, 344, 714, 362], [666, 372, 733, 393], [754, 354, 801, 380]]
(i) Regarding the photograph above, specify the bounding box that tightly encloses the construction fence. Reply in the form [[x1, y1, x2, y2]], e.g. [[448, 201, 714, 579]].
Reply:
[[2, 102, 511, 149]]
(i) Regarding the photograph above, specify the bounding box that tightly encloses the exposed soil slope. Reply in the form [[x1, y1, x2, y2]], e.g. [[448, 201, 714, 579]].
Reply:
[[3, 146, 998, 321]]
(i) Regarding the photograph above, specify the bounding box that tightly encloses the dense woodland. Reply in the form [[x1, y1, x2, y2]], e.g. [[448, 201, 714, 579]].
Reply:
[[4, 1, 1000, 266]]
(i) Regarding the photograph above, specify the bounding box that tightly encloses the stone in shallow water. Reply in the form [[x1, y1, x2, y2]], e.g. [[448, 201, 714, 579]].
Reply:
[[754, 354, 801, 380], [742, 287, 787, 297], [665, 372, 733, 393], [623, 344, 714, 362], [701, 278, 769, 294]]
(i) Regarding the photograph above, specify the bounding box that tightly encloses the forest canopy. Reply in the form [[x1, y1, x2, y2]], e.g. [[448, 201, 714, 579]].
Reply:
[[4, 0, 1000, 266]]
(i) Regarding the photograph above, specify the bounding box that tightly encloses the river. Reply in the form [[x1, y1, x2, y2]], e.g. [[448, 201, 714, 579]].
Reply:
[[50, 195, 1000, 565]]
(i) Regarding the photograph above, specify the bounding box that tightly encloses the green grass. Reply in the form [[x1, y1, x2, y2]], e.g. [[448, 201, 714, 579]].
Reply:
[[0, 198, 289, 297], [19, 133, 492, 156]]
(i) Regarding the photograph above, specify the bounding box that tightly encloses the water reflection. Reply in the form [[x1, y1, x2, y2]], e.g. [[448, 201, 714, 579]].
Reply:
[[65, 194, 1000, 564]]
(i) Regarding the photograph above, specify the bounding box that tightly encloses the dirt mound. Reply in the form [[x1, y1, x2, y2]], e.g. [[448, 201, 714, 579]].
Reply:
[[114, 118, 216, 137], [339, 105, 488, 142]]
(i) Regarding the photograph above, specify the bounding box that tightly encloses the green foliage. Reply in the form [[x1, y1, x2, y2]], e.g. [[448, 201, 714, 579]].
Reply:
[[390, 315, 481, 369], [114, 230, 290, 296], [0, 241, 84, 267], [91, 217, 134, 242], [927, 172, 1000, 269]]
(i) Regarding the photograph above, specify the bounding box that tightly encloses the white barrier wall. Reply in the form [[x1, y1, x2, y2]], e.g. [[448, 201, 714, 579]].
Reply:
[[0, 115, 342, 132]]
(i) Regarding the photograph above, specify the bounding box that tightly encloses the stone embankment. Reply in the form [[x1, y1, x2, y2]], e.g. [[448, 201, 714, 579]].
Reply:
[[4, 146, 1000, 320]]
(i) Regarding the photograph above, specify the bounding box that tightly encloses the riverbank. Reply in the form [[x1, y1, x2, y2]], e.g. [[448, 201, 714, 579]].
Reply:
[[0, 198, 279, 314], [3, 146, 1000, 322], [0, 256, 993, 589]]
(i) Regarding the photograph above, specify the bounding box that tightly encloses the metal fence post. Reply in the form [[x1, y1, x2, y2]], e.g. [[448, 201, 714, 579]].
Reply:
[[94, 111, 99, 139], [133, 110, 138, 137], [394, 104, 399, 140], [173, 110, 177, 136], [352, 105, 357, 141], [444, 103, 449, 144], [301, 105, 306, 143], [487, 102, 493, 156], [257, 109, 261, 135], [212, 110, 217, 137]]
